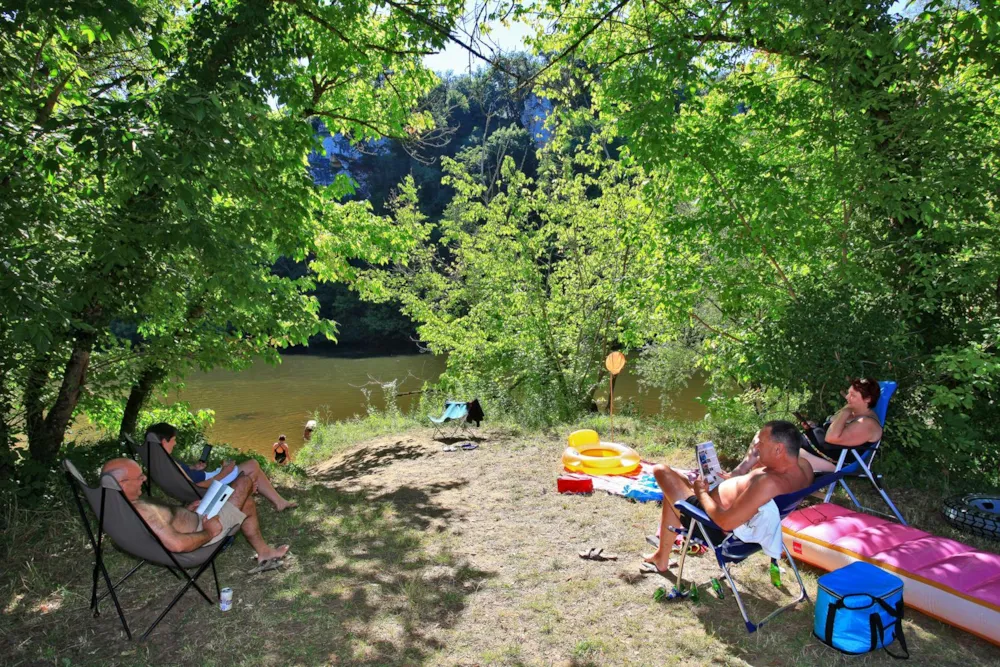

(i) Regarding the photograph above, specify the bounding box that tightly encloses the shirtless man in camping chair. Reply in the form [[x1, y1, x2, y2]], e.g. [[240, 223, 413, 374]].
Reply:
[[642, 421, 813, 574], [102, 458, 290, 566]]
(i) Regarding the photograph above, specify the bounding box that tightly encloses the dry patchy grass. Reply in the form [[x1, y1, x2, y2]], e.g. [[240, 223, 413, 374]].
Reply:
[[1, 425, 998, 666]]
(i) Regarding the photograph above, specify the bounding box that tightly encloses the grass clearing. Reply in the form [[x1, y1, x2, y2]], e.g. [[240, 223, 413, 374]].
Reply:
[[2, 421, 999, 665]]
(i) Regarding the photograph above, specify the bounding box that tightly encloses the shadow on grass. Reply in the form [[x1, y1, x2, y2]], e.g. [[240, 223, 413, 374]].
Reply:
[[434, 433, 486, 446], [683, 558, 1000, 666], [0, 468, 493, 666], [312, 438, 430, 483]]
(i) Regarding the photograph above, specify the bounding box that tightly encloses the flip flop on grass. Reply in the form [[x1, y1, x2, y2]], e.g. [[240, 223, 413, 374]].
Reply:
[[639, 561, 676, 576], [578, 547, 618, 561], [247, 558, 284, 575]]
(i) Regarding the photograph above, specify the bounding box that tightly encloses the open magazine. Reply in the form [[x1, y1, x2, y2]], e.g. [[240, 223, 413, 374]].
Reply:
[[195, 479, 234, 520], [695, 441, 724, 490]]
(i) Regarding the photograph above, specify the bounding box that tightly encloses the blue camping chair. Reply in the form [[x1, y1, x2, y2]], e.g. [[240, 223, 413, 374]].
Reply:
[[430, 400, 469, 440], [818, 380, 905, 524], [673, 467, 861, 633]]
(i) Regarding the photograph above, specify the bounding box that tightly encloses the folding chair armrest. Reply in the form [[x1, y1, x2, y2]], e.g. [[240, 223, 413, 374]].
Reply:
[[673, 500, 725, 533]]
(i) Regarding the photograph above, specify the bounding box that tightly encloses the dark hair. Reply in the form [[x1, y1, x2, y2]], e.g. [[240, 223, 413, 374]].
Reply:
[[146, 422, 177, 442], [278, 434, 286, 441], [851, 377, 881, 408], [764, 420, 801, 458]]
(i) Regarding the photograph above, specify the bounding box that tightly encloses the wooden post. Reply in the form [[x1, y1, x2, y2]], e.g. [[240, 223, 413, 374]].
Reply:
[[605, 352, 626, 442]]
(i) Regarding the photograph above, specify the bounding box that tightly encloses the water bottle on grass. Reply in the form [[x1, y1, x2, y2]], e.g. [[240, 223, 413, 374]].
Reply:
[[770, 559, 782, 588]]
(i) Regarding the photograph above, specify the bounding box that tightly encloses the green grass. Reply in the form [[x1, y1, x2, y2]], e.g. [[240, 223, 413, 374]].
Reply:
[[295, 412, 421, 466]]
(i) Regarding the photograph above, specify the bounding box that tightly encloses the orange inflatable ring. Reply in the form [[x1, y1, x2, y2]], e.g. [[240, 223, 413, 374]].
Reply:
[[562, 429, 641, 476]]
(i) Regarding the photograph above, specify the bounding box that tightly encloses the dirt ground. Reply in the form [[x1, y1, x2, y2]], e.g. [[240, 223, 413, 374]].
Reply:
[[305, 426, 1000, 666], [4, 425, 999, 666]]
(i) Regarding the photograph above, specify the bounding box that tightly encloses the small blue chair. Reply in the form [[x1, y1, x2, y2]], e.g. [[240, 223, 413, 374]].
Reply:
[[673, 467, 861, 633], [430, 400, 469, 440], [819, 380, 905, 524]]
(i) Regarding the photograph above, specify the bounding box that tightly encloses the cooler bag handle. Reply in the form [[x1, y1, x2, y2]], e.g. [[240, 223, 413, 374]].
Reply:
[[871, 598, 909, 660]]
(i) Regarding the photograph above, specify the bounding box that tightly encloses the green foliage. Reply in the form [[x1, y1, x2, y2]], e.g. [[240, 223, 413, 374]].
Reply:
[[1, 0, 463, 470], [356, 145, 666, 425], [531, 0, 1000, 481]]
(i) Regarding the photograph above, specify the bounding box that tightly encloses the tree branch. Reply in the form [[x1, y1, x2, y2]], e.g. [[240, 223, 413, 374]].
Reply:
[[690, 310, 745, 343], [691, 154, 798, 300]]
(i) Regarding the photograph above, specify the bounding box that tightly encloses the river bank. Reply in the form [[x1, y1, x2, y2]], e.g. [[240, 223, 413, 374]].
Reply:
[[4, 418, 998, 665], [165, 353, 708, 461]]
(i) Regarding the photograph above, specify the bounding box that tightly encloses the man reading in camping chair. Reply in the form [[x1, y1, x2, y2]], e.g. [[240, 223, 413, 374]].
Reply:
[[102, 458, 290, 568], [643, 421, 812, 574]]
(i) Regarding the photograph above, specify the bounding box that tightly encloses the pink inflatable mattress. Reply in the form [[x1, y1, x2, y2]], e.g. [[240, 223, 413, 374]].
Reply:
[[782, 503, 1000, 646]]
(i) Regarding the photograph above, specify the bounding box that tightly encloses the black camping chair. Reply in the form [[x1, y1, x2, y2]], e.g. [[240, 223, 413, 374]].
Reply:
[[63, 459, 239, 640], [122, 432, 204, 504]]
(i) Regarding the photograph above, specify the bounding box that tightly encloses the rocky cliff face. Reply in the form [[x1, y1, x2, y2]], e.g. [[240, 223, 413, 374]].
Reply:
[[307, 122, 389, 196]]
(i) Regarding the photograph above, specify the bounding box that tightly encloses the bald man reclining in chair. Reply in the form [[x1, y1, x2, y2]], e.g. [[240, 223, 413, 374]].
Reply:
[[102, 458, 290, 565], [642, 421, 813, 574]]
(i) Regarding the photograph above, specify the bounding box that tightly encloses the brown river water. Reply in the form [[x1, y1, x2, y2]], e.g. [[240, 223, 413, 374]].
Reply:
[[157, 354, 706, 460]]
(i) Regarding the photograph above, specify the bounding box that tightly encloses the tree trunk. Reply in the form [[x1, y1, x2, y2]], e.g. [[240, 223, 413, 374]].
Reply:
[[119, 365, 164, 441], [23, 353, 52, 448], [26, 331, 96, 466], [0, 401, 13, 483]]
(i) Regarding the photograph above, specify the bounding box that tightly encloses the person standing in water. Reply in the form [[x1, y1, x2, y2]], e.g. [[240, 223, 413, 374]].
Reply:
[[273, 434, 290, 466]]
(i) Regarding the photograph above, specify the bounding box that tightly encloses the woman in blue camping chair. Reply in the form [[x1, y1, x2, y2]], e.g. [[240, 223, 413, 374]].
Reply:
[[796, 377, 883, 473]]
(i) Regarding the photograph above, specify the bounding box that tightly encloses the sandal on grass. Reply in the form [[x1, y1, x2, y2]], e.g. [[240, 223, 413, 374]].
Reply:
[[578, 547, 619, 561], [644, 534, 707, 556], [247, 558, 284, 575], [639, 561, 676, 576]]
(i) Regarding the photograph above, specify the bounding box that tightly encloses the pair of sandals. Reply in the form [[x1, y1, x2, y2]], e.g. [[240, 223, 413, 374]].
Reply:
[[578, 547, 618, 561]]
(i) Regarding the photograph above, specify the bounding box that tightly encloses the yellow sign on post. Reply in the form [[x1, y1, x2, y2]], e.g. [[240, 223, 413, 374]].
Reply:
[[605, 352, 626, 442]]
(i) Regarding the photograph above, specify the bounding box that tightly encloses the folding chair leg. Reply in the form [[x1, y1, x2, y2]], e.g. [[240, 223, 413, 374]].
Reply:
[[140, 555, 220, 640], [843, 454, 907, 525], [747, 544, 809, 633], [672, 527, 695, 592], [212, 561, 221, 597], [95, 561, 146, 606], [823, 450, 850, 503], [94, 552, 133, 639], [719, 560, 757, 633], [698, 524, 808, 634]]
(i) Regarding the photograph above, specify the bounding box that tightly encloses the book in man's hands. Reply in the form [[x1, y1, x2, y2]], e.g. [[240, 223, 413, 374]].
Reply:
[[195, 480, 234, 520], [695, 441, 724, 490]]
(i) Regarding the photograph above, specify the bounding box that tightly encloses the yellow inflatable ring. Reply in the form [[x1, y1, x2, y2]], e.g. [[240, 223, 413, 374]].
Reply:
[[562, 429, 641, 476]]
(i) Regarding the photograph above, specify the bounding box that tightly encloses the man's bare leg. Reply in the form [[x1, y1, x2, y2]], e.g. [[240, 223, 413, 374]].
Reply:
[[799, 449, 835, 472], [645, 464, 694, 571], [229, 476, 289, 563], [238, 459, 297, 511]]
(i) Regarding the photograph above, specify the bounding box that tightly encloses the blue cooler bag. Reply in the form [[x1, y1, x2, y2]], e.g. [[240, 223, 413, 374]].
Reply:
[[815, 562, 909, 659]]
